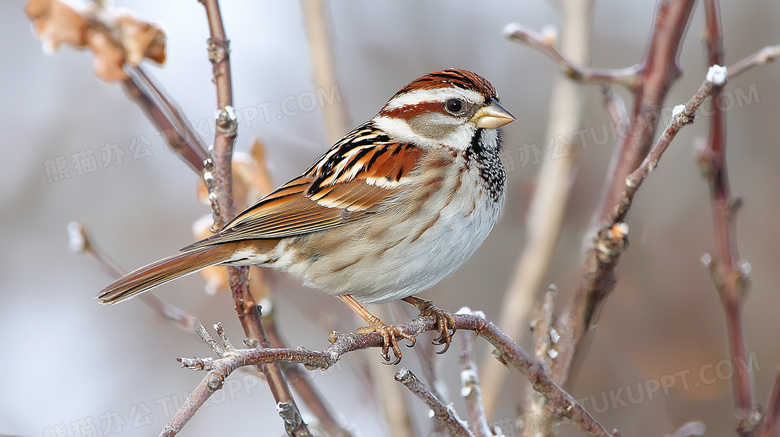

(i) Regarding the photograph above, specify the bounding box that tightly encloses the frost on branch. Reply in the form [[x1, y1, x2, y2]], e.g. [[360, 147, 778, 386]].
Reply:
[[66, 221, 87, 253], [705, 64, 728, 85], [25, 0, 166, 82]]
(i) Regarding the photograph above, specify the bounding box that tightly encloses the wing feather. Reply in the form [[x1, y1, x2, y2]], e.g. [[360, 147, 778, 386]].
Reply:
[[185, 123, 423, 250]]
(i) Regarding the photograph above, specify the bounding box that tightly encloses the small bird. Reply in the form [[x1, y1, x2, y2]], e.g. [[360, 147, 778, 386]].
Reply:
[[98, 69, 514, 363]]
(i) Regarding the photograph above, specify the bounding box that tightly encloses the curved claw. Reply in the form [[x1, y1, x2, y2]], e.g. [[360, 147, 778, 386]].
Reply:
[[432, 311, 456, 354], [357, 317, 417, 365], [404, 297, 456, 354]]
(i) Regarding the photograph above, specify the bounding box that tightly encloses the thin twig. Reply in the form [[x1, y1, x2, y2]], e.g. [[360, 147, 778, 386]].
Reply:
[[127, 65, 210, 170], [174, 312, 613, 437], [549, 19, 777, 427], [394, 368, 474, 437], [365, 305, 418, 437], [415, 334, 449, 436], [613, 77, 715, 219], [727, 45, 780, 79], [757, 368, 780, 437], [503, 23, 637, 89], [300, 0, 347, 144], [198, 0, 238, 230], [553, 66, 727, 388], [196, 1, 310, 436], [197, 320, 226, 356], [701, 1, 759, 433], [459, 331, 494, 437], [244, 140, 349, 436], [483, 1, 594, 417], [601, 85, 629, 139], [591, 0, 696, 226], [526, 286, 558, 437], [159, 364, 227, 437], [159, 320, 229, 436], [264, 307, 353, 437], [552, 0, 694, 387], [121, 70, 208, 173], [67, 221, 198, 332]]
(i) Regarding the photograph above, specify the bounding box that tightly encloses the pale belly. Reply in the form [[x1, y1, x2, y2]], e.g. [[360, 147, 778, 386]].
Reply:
[[263, 166, 504, 304]]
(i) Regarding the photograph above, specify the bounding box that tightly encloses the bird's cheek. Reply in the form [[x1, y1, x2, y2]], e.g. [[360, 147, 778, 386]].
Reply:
[[408, 114, 458, 141]]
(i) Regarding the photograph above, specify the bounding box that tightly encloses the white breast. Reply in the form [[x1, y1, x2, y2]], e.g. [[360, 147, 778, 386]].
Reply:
[[263, 152, 503, 304], [259, 124, 506, 304]]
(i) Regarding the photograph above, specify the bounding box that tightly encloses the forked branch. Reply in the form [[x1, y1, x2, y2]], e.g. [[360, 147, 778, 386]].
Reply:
[[169, 312, 614, 437], [503, 23, 638, 89], [196, 1, 310, 435]]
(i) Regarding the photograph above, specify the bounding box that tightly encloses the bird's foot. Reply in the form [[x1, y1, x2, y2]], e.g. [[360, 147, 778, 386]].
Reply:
[[402, 296, 456, 354], [357, 316, 416, 365]]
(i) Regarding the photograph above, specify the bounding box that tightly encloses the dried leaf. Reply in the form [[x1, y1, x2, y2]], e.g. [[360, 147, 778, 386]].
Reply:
[[25, 0, 166, 82], [85, 30, 127, 81], [26, 0, 89, 53], [116, 11, 166, 64]]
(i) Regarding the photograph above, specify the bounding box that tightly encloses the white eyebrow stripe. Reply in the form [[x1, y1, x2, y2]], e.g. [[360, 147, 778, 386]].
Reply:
[[383, 88, 484, 110]]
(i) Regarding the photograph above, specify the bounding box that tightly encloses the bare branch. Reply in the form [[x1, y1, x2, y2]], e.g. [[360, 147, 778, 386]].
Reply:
[[68, 221, 198, 331], [395, 368, 474, 437], [700, 1, 760, 433], [453, 313, 615, 436], [459, 330, 494, 437], [525, 286, 558, 437], [174, 313, 613, 437], [196, 1, 310, 435], [553, 0, 705, 387], [484, 0, 593, 416], [301, 0, 347, 144], [503, 23, 637, 89], [159, 368, 227, 437], [415, 334, 449, 436], [727, 44, 780, 79], [554, 65, 724, 386], [601, 85, 629, 138], [120, 76, 208, 173], [614, 77, 716, 219], [757, 368, 780, 437], [264, 305, 354, 437], [124, 65, 209, 173], [196, 320, 226, 356], [160, 321, 233, 436], [591, 0, 695, 227], [547, 2, 776, 422]]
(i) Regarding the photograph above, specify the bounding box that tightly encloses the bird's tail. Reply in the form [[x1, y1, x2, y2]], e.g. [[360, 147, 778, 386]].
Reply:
[[97, 244, 241, 305]]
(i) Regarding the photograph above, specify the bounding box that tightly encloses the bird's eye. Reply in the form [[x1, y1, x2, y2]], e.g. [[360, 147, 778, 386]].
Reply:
[[445, 99, 464, 114]]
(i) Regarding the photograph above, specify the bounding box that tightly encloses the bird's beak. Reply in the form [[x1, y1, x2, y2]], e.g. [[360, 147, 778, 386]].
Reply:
[[471, 98, 515, 129]]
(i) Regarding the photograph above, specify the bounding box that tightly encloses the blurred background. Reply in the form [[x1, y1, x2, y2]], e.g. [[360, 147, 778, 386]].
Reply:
[[2, 1, 780, 436]]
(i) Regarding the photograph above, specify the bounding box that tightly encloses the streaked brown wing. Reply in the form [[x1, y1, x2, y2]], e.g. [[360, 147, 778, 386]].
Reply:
[[186, 124, 424, 249]]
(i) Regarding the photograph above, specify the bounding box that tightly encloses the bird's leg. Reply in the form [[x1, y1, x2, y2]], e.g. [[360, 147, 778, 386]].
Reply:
[[402, 296, 456, 354], [338, 295, 416, 365]]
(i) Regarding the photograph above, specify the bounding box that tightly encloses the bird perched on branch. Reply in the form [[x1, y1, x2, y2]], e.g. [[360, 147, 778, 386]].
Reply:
[[98, 69, 515, 364]]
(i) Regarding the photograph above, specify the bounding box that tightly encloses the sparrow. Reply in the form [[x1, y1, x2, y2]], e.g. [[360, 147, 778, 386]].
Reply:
[[98, 69, 515, 364]]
